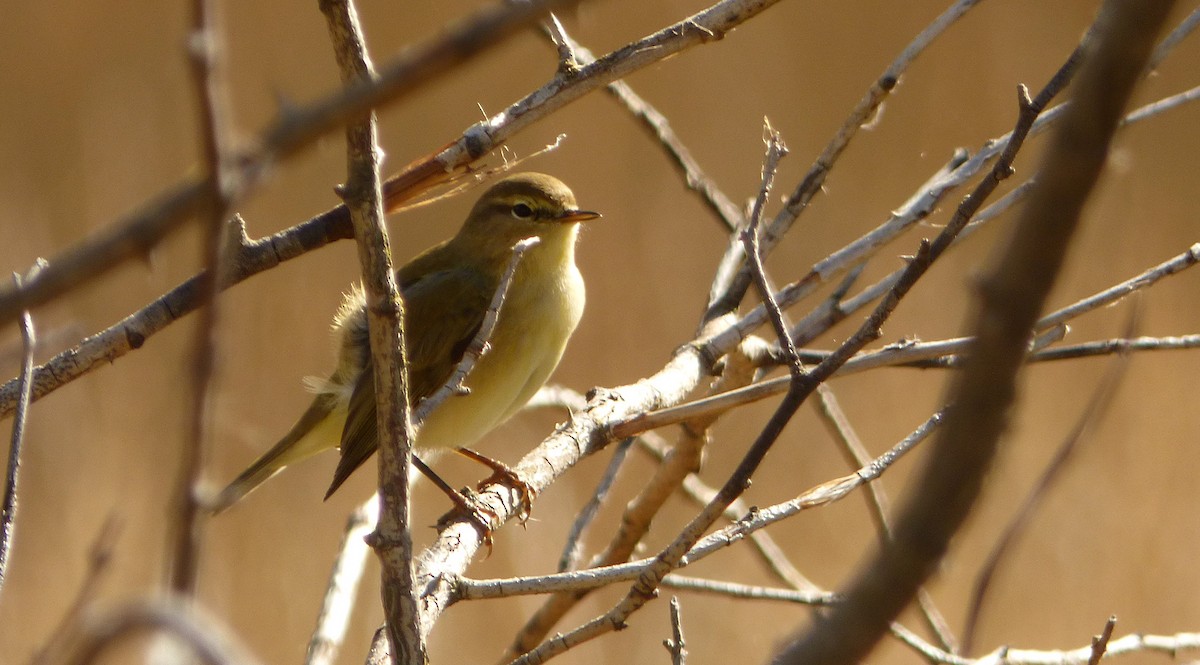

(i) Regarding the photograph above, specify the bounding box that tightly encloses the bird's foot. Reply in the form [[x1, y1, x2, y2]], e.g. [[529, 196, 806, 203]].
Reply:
[[456, 447, 537, 524], [435, 488, 500, 554], [414, 455, 498, 552]]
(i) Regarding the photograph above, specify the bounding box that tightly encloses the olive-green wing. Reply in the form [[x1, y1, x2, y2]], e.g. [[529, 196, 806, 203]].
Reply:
[[325, 266, 494, 498]]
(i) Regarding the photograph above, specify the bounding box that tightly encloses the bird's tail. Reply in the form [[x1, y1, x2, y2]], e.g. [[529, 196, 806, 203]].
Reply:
[[211, 393, 344, 513]]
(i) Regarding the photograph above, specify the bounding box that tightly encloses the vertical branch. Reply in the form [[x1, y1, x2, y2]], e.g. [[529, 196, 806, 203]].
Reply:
[[740, 124, 793, 372], [167, 0, 236, 594], [306, 498, 381, 665], [0, 270, 38, 597], [663, 597, 688, 665], [319, 0, 422, 662], [771, 3, 1176, 665]]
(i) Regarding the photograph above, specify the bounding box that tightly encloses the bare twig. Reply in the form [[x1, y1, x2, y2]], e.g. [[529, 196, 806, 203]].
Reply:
[[1148, 6, 1200, 70], [320, 0, 421, 660], [533, 21, 743, 233], [558, 436, 634, 573], [1031, 334, 1200, 361], [663, 597, 688, 665], [0, 270, 38, 597], [1088, 617, 1118, 665], [413, 237, 540, 425], [166, 0, 236, 595], [660, 576, 837, 606], [306, 498, 379, 665], [771, 6, 1176, 664], [1035, 243, 1200, 332], [741, 124, 794, 373], [615, 326, 1069, 437], [812, 385, 959, 652], [457, 409, 941, 605], [889, 621, 1200, 665]]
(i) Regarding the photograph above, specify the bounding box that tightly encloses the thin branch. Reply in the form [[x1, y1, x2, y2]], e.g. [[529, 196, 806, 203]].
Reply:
[[559, 437, 634, 573], [1030, 334, 1200, 361], [542, 13, 581, 75], [1148, 6, 1200, 70], [1035, 243, 1200, 332], [812, 385, 958, 653], [741, 124, 795, 375], [660, 576, 837, 606], [457, 409, 941, 604], [663, 597, 688, 665], [306, 498, 380, 665], [616, 325, 1070, 438], [533, 20, 743, 233], [319, 0, 422, 661], [771, 5, 1176, 664], [890, 622, 1200, 665], [1087, 617, 1118, 665], [0, 270, 38, 598], [413, 237, 540, 425], [167, 0, 236, 595]]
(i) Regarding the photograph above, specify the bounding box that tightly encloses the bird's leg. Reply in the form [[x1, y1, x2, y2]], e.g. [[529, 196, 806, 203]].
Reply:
[[411, 455, 497, 548], [454, 447, 536, 524]]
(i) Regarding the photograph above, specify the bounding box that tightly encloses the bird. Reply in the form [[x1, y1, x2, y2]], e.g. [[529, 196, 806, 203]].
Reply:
[[212, 172, 599, 513]]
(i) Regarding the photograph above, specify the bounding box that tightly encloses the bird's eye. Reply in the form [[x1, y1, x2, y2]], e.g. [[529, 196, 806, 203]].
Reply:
[[511, 203, 534, 219]]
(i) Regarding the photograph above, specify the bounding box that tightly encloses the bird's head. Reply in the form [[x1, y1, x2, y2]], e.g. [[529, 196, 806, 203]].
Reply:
[[458, 173, 601, 251]]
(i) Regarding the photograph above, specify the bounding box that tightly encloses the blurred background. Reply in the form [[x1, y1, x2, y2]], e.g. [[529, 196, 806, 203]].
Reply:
[[1, 1, 1198, 663]]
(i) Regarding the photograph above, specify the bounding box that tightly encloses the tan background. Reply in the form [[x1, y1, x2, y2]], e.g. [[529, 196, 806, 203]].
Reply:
[[1, 1, 1199, 664]]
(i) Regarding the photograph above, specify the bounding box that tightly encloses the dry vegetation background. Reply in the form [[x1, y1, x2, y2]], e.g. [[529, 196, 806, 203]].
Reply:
[[1, 1, 1199, 664]]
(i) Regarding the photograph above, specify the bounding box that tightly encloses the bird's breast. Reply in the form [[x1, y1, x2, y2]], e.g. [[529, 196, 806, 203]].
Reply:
[[415, 259, 584, 452]]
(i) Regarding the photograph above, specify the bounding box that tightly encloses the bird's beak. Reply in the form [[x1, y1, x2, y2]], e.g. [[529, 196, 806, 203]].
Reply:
[[557, 209, 602, 223]]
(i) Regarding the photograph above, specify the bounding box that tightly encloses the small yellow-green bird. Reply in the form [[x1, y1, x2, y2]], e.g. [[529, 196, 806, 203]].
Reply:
[[213, 173, 599, 512]]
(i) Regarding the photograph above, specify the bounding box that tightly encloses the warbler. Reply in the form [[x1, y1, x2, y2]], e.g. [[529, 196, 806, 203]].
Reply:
[[213, 172, 599, 512]]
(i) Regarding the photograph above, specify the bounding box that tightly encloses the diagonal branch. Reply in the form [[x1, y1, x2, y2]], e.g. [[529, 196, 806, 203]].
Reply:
[[0, 0, 580, 328], [770, 4, 1177, 664], [704, 0, 987, 322]]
